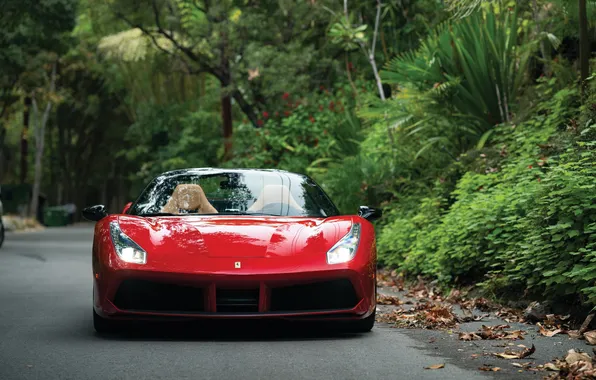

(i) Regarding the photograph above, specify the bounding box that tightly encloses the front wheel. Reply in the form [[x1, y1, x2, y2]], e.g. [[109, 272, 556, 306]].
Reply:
[[93, 309, 120, 334]]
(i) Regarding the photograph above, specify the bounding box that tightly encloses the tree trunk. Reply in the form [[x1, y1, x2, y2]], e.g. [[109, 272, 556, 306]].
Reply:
[[57, 112, 66, 205], [579, 0, 590, 97], [29, 63, 57, 219], [222, 93, 233, 160], [20, 96, 31, 184], [0, 124, 6, 182], [369, 0, 386, 101], [220, 34, 234, 161], [231, 89, 258, 127], [30, 131, 44, 219]]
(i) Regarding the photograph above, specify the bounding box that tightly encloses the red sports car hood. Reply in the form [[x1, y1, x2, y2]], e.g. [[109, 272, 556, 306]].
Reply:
[[117, 215, 353, 261]]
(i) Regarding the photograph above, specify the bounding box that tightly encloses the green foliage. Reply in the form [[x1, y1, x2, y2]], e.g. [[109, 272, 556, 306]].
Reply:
[[328, 20, 368, 51], [227, 83, 362, 176], [0, 0, 77, 118], [360, 4, 545, 165], [123, 102, 222, 183]]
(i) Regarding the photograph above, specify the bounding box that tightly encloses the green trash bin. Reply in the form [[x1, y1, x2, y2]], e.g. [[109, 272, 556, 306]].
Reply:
[[43, 207, 69, 227]]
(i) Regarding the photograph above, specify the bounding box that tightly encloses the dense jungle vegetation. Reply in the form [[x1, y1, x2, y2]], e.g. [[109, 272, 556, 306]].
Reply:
[[1, 0, 596, 307]]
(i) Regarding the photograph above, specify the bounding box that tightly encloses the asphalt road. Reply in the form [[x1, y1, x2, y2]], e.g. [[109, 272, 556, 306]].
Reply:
[[0, 226, 577, 380]]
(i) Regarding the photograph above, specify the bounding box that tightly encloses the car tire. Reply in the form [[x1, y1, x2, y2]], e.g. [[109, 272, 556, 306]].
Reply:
[[93, 309, 119, 334], [344, 309, 376, 333]]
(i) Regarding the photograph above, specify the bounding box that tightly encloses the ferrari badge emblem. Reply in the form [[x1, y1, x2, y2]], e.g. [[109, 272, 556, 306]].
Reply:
[[235, 261, 241, 269]]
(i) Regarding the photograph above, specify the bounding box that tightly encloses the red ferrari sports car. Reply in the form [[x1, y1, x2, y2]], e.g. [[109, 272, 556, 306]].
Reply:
[[83, 168, 381, 333]]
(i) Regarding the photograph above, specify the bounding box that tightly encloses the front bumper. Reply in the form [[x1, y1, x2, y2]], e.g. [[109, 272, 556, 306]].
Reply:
[[94, 262, 376, 322]]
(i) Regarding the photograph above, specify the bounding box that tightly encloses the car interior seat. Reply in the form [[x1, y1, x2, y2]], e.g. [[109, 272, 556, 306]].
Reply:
[[161, 184, 218, 214], [247, 184, 305, 214]]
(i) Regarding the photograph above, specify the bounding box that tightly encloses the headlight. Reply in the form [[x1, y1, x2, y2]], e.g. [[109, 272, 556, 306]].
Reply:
[[327, 222, 361, 264], [109, 221, 147, 264]]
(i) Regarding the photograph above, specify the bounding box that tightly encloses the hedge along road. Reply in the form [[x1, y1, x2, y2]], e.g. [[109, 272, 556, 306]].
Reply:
[[0, 225, 572, 380]]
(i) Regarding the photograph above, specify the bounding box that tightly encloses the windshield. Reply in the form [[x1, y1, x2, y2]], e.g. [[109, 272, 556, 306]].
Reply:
[[129, 170, 340, 218]]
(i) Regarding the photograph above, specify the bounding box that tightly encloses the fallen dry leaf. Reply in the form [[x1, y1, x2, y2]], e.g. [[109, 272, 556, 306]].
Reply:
[[425, 363, 445, 370], [584, 330, 596, 345], [518, 344, 536, 359], [495, 353, 523, 360], [494, 344, 536, 359], [543, 362, 559, 371], [538, 323, 563, 337], [376, 294, 403, 306], [502, 330, 526, 340], [479, 365, 501, 372], [565, 349, 592, 364], [568, 329, 582, 339], [459, 332, 482, 341], [512, 362, 535, 370]]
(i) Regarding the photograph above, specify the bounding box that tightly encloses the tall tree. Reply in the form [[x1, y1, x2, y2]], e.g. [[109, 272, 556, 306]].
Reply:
[[20, 96, 31, 184], [99, 0, 334, 159], [0, 0, 76, 181], [579, 0, 590, 96], [29, 61, 57, 218]]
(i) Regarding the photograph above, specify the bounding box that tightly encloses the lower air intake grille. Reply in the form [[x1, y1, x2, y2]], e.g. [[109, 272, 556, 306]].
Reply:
[[113, 279, 205, 313], [270, 279, 359, 312], [216, 288, 259, 313]]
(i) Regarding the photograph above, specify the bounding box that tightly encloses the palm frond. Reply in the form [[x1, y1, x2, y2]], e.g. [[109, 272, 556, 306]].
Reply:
[[360, 4, 535, 160]]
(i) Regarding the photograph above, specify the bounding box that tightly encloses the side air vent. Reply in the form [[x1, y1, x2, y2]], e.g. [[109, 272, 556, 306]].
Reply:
[[270, 279, 359, 312], [113, 279, 205, 313]]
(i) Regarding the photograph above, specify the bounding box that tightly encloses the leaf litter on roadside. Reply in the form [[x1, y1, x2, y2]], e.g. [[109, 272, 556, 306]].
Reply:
[[377, 301, 459, 329], [542, 349, 596, 379], [375, 270, 596, 377], [458, 324, 527, 342], [376, 269, 404, 290]]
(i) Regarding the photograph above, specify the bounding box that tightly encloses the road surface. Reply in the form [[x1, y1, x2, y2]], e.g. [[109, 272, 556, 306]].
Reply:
[[0, 226, 577, 379]]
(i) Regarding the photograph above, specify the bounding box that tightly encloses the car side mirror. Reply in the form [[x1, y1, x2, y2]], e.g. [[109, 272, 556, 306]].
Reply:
[[82, 205, 108, 222], [358, 206, 382, 222], [122, 202, 132, 214]]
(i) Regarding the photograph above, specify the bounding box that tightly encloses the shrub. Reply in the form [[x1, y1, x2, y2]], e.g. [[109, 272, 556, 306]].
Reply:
[[377, 80, 596, 306]]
